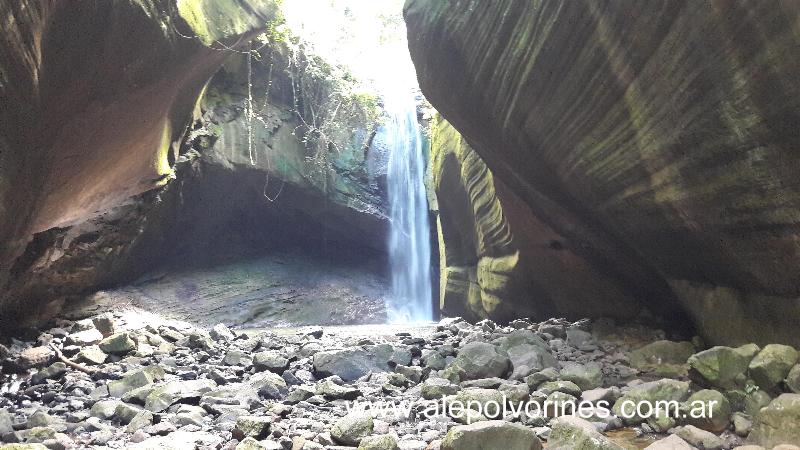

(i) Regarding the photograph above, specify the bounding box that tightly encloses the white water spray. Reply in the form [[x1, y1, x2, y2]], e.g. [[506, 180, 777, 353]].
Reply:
[[385, 92, 433, 323]]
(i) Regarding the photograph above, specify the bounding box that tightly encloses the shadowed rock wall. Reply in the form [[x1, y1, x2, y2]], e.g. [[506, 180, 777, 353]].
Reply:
[[406, 0, 800, 345], [0, 0, 279, 325], [431, 117, 640, 323]]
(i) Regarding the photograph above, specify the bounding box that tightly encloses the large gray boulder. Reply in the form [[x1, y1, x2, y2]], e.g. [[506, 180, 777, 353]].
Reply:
[[747, 394, 800, 448], [612, 379, 690, 425], [748, 344, 799, 390], [688, 345, 758, 389], [313, 345, 412, 381], [441, 421, 542, 450], [447, 342, 511, 381]]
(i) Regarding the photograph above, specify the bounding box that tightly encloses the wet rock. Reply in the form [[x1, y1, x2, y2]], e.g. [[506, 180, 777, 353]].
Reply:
[[448, 342, 510, 381], [747, 393, 800, 447], [98, 333, 136, 355], [681, 389, 731, 433], [75, 346, 107, 365], [688, 345, 758, 389], [630, 340, 695, 377], [674, 425, 724, 450], [441, 421, 541, 450], [643, 434, 694, 450], [559, 361, 602, 390], [612, 379, 690, 424], [548, 416, 622, 450], [748, 344, 799, 390], [331, 412, 374, 446]]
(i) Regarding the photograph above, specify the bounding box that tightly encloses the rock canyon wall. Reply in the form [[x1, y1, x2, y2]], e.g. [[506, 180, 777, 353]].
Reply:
[[408, 0, 800, 346]]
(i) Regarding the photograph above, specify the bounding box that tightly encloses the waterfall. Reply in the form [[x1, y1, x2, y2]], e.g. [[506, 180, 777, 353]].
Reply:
[[385, 92, 434, 323]]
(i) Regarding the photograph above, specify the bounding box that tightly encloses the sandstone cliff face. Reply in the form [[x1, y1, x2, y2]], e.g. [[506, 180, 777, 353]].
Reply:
[[407, 0, 800, 345], [1, 28, 389, 330], [431, 118, 639, 323], [0, 0, 280, 324]]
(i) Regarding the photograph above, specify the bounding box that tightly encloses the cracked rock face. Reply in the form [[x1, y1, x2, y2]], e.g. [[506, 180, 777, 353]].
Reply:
[[406, 0, 800, 346]]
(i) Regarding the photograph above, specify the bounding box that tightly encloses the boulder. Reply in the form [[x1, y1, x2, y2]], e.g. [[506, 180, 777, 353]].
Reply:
[[674, 425, 724, 450], [331, 412, 374, 446], [682, 389, 731, 433], [210, 323, 236, 341], [358, 434, 399, 450], [497, 331, 557, 380], [787, 364, 800, 393], [630, 340, 695, 377], [75, 346, 107, 365], [107, 366, 165, 398], [612, 379, 690, 424], [448, 342, 511, 381], [748, 344, 799, 390], [747, 393, 800, 447], [253, 351, 290, 373], [235, 416, 272, 440], [144, 379, 218, 412], [559, 362, 602, 390], [548, 416, 624, 450], [30, 362, 67, 384], [441, 421, 542, 450], [65, 329, 104, 347], [313, 345, 412, 381], [98, 333, 136, 355], [688, 345, 757, 389], [422, 378, 460, 400]]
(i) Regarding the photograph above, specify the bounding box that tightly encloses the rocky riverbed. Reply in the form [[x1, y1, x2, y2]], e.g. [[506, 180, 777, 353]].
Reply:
[[1, 313, 799, 450]]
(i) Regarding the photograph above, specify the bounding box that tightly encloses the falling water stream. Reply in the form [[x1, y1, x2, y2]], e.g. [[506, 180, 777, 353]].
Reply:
[[385, 92, 434, 323]]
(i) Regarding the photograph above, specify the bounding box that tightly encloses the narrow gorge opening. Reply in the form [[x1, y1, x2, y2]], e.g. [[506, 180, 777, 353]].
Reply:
[[3, 1, 800, 449]]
